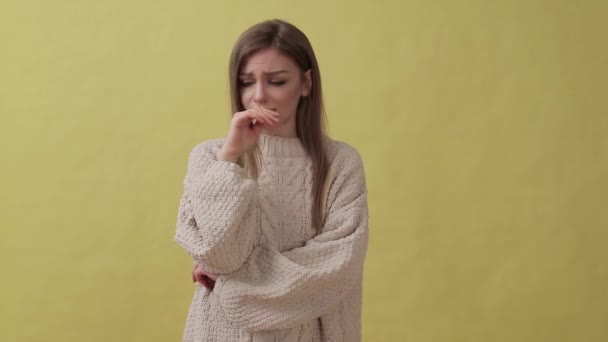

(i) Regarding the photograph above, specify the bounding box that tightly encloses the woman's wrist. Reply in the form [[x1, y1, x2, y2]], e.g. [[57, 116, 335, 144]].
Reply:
[[217, 149, 239, 163]]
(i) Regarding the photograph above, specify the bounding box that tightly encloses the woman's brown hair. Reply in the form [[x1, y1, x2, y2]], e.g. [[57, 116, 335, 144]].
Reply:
[[228, 19, 329, 232]]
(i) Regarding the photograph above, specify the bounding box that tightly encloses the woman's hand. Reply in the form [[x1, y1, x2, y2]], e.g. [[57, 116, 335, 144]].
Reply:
[[192, 263, 218, 290], [217, 108, 279, 162]]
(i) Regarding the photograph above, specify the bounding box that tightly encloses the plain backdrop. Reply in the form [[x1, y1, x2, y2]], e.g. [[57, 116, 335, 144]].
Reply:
[[1, 0, 607, 341]]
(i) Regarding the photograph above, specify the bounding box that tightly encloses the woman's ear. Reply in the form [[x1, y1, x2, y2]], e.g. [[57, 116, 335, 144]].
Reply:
[[302, 69, 312, 97]]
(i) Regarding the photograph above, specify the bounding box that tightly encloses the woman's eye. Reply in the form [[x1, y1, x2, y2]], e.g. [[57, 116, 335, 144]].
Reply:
[[270, 80, 286, 86], [240, 81, 254, 87]]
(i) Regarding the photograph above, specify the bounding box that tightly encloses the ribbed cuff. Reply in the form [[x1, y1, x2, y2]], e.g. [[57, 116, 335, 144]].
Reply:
[[206, 160, 248, 177]]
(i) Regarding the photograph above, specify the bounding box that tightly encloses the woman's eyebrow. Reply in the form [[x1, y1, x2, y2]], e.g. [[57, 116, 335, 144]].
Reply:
[[240, 70, 289, 77]]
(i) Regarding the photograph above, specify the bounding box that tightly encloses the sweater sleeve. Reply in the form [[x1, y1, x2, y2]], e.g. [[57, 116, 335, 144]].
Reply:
[[173, 141, 259, 275], [214, 145, 369, 332]]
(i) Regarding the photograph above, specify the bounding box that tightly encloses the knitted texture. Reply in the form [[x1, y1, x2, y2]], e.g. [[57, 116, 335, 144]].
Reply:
[[174, 133, 368, 342]]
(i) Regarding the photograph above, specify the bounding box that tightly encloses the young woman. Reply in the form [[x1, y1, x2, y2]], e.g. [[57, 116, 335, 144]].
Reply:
[[174, 19, 369, 341]]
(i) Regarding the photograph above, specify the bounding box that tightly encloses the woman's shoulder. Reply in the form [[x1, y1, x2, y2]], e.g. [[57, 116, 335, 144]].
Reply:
[[324, 137, 367, 198], [325, 136, 364, 169], [326, 138, 365, 179]]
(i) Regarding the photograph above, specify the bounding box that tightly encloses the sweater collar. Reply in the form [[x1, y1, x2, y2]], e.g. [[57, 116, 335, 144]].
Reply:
[[258, 133, 308, 158]]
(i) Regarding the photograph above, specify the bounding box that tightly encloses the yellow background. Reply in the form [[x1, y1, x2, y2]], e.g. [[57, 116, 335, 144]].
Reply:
[[1, 0, 607, 341]]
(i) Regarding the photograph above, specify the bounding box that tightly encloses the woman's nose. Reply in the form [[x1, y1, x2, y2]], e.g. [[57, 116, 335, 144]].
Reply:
[[253, 83, 267, 103]]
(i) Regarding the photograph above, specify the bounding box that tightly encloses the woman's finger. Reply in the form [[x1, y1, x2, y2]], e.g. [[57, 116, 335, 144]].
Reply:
[[255, 110, 276, 127], [232, 110, 260, 127], [195, 272, 212, 290], [253, 108, 271, 125], [205, 275, 216, 289], [235, 108, 278, 128], [263, 108, 280, 119], [260, 109, 278, 124], [192, 264, 197, 282]]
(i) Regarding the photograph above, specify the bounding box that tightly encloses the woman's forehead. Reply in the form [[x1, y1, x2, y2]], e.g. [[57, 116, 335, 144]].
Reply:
[[241, 48, 298, 74]]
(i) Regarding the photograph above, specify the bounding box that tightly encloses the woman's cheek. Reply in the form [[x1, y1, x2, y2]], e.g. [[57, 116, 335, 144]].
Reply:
[[240, 96, 251, 107]]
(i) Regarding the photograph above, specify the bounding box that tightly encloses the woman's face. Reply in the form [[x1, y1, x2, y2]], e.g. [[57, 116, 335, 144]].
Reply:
[[239, 48, 311, 137]]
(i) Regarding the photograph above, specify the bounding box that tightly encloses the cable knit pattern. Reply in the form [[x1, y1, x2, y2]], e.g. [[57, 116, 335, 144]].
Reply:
[[174, 134, 368, 342]]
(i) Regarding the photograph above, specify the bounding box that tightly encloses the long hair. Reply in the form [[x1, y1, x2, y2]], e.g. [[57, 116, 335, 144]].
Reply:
[[228, 19, 329, 232]]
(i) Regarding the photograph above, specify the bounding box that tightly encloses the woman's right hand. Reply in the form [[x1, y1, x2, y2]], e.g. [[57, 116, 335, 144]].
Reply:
[[217, 108, 279, 162], [192, 263, 218, 290]]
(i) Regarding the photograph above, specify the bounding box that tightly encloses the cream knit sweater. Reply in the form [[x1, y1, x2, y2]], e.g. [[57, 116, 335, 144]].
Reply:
[[174, 133, 368, 342]]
